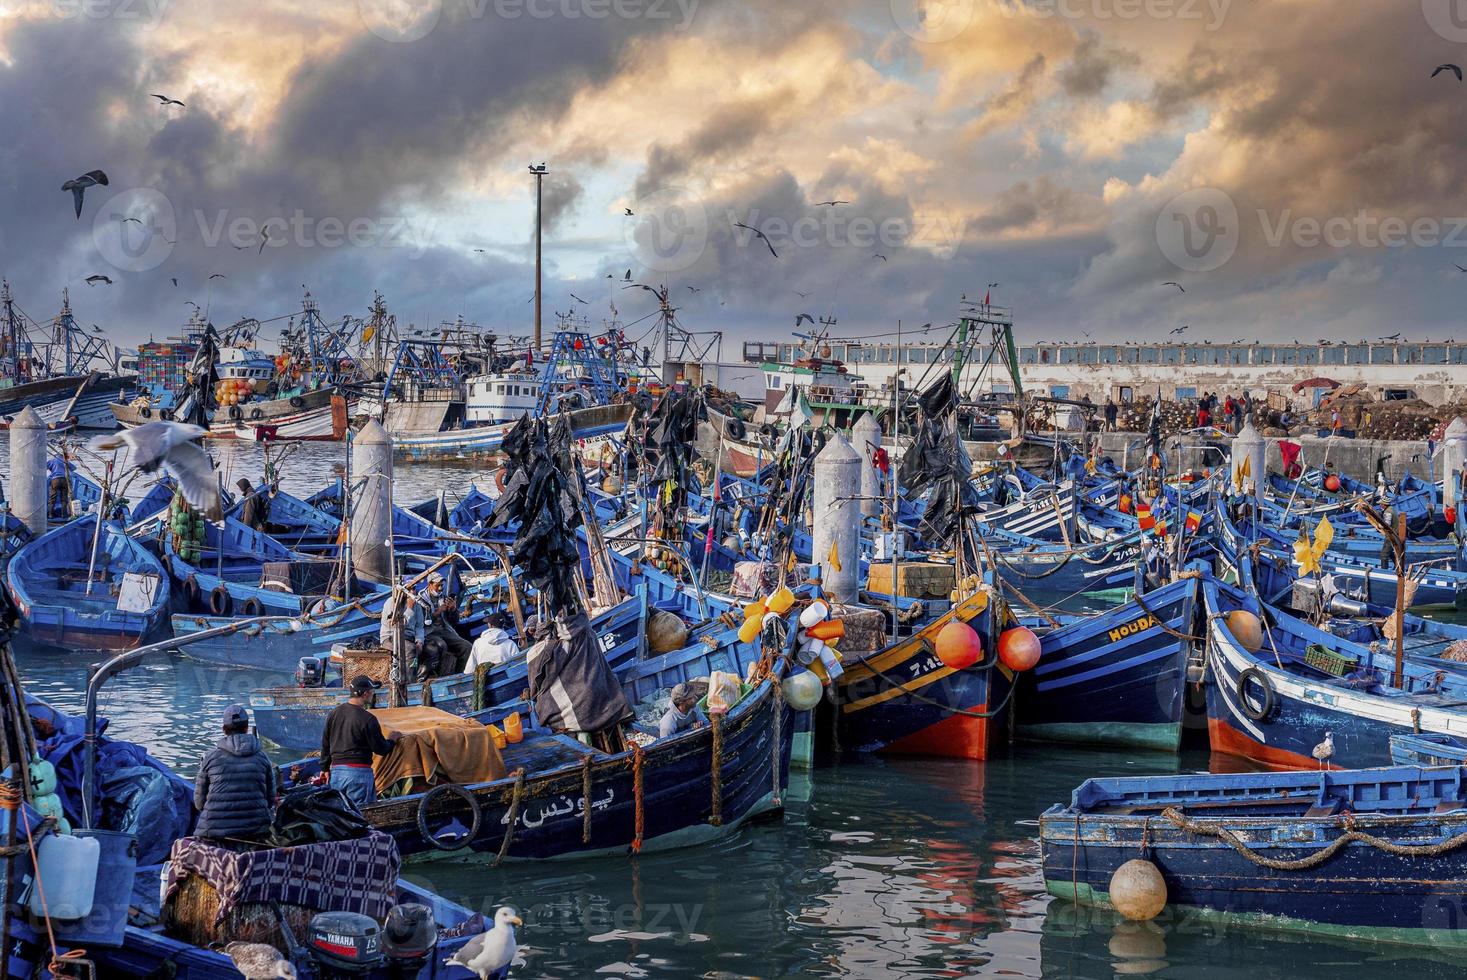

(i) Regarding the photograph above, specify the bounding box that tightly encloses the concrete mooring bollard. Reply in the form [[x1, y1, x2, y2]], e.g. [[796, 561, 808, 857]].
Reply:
[[1442, 417, 1466, 517], [812, 431, 861, 603], [9, 405, 48, 539], [350, 420, 394, 585]]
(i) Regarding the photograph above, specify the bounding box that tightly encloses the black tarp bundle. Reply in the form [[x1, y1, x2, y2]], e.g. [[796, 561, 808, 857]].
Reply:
[[489, 413, 584, 617], [643, 387, 704, 531], [898, 373, 980, 550], [527, 612, 633, 735]]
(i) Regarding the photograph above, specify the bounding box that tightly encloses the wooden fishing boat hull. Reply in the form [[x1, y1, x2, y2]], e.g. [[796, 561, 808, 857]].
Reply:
[[5, 516, 170, 651], [1389, 732, 1467, 766], [0, 372, 132, 429], [1040, 766, 1467, 949], [112, 389, 350, 441], [1202, 579, 1467, 770], [249, 596, 644, 749], [1017, 577, 1198, 751], [389, 402, 633, 461], [834, 592, 1010, 760]]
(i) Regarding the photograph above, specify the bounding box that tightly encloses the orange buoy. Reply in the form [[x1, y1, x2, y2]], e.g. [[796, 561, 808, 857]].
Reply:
[[998, 626, 1042, 671], [1225, 610, 1264, 653], [1447, 506, 1457, 526], [1324, 474, 1341, 492], [935, 620, 983, 671]]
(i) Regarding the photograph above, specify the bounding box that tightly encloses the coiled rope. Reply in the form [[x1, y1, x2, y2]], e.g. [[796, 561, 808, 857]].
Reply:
[[1162, 806, 1467, 870]]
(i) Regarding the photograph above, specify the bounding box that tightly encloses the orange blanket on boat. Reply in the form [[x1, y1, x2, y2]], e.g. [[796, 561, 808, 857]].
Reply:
[[370, 706, 506, 796]]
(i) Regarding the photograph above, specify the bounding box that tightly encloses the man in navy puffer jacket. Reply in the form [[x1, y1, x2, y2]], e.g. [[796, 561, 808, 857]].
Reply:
[[194, 705, 277, 841]]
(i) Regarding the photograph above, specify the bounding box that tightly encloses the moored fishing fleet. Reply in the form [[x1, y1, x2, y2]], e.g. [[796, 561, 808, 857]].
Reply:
[[0, 289, 1465, 977]]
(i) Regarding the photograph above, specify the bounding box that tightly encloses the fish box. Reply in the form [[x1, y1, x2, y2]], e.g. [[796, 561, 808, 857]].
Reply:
[[866, 562, 956, 600], [330, 644, 394, 687]]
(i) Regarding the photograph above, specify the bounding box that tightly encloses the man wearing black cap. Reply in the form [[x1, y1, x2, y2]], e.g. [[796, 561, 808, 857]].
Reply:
[[194, 704, 277, 841], [320, 675, 398, 810]]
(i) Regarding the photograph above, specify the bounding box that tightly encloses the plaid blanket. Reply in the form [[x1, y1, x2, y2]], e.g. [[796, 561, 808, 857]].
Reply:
[[164, 831, 400, 924]]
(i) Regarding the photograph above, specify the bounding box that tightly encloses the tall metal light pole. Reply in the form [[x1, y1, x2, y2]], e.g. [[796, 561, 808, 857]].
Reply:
[[529, 163, 548, 354]]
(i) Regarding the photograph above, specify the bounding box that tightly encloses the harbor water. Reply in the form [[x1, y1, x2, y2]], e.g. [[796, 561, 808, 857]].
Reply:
[[11, 438, 1467, 978]]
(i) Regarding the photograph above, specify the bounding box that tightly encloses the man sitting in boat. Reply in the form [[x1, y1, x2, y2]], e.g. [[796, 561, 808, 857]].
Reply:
[[380, 587, 425, 666], [658, 683, 707, 739], [320, 674, 399, 809], [194, 704, 277, 842], [235, 478, 285, 534], [464, 612, 522, 672], [419, 572, 472, 677]]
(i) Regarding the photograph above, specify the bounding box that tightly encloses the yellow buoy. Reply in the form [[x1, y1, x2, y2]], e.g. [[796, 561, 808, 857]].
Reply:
[[1109, 859, 1167, 922]]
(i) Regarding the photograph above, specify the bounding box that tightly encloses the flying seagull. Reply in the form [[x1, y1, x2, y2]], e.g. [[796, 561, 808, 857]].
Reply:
[[1433, 64, 1463, 81], [794, 313, 815, 327], [171, 278, 179, 287], [987, 282, 1000, 289], [445, 906, 520, 980], [209, 273, 226, 280], [223, 942, 295, 980], [1454, 264, 1467, 273], [119, 216, 142, 225], [150, 93, 186, 107], [232, 244, 250, 250], [794, 290, 810, 298], [1162, 281, 1185, 292], [624, 269, 632, 281], [1170, 325, 1190, 335], [815, 200, 850, 207], [258, 227, 271, 254], [84, 275, 113, 286], [873, 254, 888, 262], [569, 292, 588, 304], [474, 248, 486, 253], [687, 285, 701, 293], [733, 222, 779, 258], [61, 169, 108, 219], [90, 421, 221, 520], [624, 208, 634, 216], [184, 300, 200, 310], [1379, 332, 1401, 340]]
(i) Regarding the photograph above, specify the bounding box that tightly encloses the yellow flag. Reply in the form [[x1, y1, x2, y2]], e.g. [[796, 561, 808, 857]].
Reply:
[[362, 325, 375, 343], [828, 539, 842, 573], [1314, 515, 1334, 555], [1293, 533, 1322, 577]]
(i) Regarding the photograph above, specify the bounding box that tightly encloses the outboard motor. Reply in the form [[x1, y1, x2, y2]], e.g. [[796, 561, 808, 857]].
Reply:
[[381, 903, 439, 977], [296, 656, 325, 688], [306, 911, 383, 977]]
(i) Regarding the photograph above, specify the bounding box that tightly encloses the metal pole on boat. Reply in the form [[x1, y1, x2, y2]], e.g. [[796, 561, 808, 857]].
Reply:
[[10, 407, 49, 541], [80, 614, 295, 829], [341, 427, 353, 603], [82, 458, 114, 597]]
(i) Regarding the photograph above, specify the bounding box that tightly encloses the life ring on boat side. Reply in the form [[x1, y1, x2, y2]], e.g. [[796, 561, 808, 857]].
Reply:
[[228, 406, 243, 421], [724, 418, 746, 441], [209, 585, 234, 617], [1236, 667, 1275, 722], [289, 396, 306, 409], [140, 407, 153, 419], [183, 575, 201, 607], [159, 409, 173, 422], [241, 597, 264, 618], [494, 468, 508, 493], [250, 408, 265, 421], [417, 783, 481, 851]]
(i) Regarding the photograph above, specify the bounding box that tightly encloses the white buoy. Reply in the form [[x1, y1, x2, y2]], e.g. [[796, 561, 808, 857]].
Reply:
[[812, 431, 861, 603], [8, 405, 48, 539], [1442, 416, 1466, 516], [1109, 859, 1168, 922], [1230, 418, 1266, 501], [852, 412, 882, 519], [350, 420, 394, 585]]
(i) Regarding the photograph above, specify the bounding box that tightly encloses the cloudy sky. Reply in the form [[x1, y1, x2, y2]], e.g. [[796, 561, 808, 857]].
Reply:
[[2, 0, 1465, 353]]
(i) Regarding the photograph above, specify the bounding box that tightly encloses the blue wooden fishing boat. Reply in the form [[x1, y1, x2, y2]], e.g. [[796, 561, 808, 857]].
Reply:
[[1201, 572, 1467, 770], [1016, 575, 1199, 751], [1040, 765, 1467, 948], [249, 594, 645, 750], [164, 517, 321, 617], [6, 515, 170, 650], [278, 612, 796, 862], [1390, 731, 1467, 766], [307, 482, 499, 569], [834, 589, 1011, 759]]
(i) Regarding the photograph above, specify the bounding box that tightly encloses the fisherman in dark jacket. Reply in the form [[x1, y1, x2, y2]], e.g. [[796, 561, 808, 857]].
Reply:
[[194, 704, 277, 841]]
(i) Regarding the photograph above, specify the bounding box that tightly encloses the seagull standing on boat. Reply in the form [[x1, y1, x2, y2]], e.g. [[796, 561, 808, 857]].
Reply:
[[223, 942, 296, 979], [1312, 731, 1334, 769], [89, 421, 221, 520], [446, 906, 521, 980]]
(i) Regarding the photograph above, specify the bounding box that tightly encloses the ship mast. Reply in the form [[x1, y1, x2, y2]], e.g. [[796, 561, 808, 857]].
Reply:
[[1, 280, 17, 384]]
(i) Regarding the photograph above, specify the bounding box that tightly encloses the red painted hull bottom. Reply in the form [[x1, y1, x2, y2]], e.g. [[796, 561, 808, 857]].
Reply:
[[878, 703, 994, 760], [1207, 717, 1341, 772]]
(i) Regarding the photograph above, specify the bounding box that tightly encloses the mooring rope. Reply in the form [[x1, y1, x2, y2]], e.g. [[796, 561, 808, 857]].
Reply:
[[709, 715, 724, 827], [1162, 805, 1467, 870], [492, 770, 527, 867]]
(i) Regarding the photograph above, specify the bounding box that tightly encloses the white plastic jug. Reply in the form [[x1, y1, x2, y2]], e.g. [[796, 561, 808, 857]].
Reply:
[[28, 833, 100, 920]]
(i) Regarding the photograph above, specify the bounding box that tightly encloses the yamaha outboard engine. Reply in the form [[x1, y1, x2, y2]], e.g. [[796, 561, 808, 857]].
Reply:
[[296, 656, 325, 687], [306, 911, 384, 977], [381, 903, 439, 977]]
